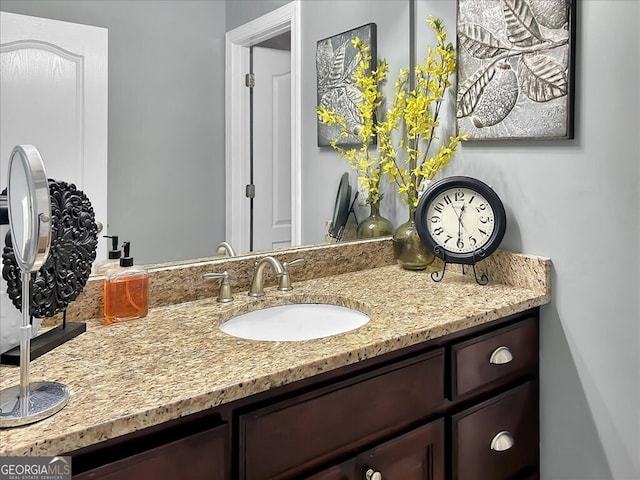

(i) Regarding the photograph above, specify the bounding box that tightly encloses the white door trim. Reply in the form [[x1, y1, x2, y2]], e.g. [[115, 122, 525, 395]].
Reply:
[[225, 1, 301, 253]]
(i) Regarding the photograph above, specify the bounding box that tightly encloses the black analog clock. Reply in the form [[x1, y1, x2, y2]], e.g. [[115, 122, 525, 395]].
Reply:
[[415, 176, 506, 265]]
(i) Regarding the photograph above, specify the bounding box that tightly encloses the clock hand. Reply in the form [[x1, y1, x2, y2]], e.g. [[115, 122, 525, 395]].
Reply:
[[457, 205, 463, 241], [458, 204, 470, 234]]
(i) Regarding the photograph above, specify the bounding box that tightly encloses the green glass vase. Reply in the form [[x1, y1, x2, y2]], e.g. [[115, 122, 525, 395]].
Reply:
[[357, 201, 394, 239], [393, 207, 435, 270]]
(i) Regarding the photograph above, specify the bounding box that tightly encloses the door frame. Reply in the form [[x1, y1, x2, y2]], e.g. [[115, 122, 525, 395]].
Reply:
[[225, 1, 301, 253]]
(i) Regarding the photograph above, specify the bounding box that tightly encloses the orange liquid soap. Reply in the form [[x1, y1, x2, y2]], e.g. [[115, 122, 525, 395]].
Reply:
[[101, 241, 149, 324]]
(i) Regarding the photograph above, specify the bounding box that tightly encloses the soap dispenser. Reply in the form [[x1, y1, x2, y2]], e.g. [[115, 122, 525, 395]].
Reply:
[[94, 235, 122, 274], [102, 241, 149, 324]]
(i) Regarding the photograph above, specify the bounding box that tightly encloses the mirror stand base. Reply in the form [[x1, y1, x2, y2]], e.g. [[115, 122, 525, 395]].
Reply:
[[0, 381, 70, 427], [1, 322, 86, 366]]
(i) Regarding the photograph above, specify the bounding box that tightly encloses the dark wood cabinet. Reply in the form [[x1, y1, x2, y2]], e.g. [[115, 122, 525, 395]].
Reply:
[[452, 382, 538, 480], [305, 461, 356, 480], [451, 316, 538, 399], [239, 350, 444, 479], [357, 419, 445, 480], [308, 419, 445, 480], [73, 422, 228, 480], [69, 309, 539, 480]]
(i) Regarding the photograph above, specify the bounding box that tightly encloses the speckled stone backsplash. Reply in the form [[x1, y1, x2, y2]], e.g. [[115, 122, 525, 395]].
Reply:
[[52, 238, 396, 323], [48, 238, 549, 324]]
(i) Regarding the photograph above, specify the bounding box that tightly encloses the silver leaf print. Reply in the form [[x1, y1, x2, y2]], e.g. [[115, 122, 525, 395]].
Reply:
[[518, 54, 568, 102], [458, 23, 508, 59], [502, 0, 545, 47], [456, 66, 496, 118]]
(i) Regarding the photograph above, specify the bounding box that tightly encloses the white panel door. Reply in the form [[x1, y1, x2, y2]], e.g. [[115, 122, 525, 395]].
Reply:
[[252, 46, 291, 251], [0, 11, 108, 253], [0, 12, 107, 353]]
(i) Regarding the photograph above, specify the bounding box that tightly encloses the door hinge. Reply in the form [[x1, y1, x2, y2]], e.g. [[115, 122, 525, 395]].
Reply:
[[245, 184, 255, 198], [245, 73, 255, 88]]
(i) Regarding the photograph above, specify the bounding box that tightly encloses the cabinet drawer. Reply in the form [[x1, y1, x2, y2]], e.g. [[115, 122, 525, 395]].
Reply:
[[452, 381, 538, 480], [451, 317, 537, 398], [239, 349, 445, 480], [73, 422, 228, 480]]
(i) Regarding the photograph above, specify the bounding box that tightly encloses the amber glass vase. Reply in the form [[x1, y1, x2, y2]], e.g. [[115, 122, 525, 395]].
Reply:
[[357, 201, 394, 239], [393, 207, 435, 270]]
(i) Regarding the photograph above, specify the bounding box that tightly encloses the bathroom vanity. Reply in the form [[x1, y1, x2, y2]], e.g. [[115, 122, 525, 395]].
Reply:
[[66, 309, 538, 480], [0, 240, 550, 480]]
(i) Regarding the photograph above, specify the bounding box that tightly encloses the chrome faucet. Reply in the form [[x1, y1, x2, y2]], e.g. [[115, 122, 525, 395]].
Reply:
[[216, 241, 237, 257], [249, 256, 284, 297]]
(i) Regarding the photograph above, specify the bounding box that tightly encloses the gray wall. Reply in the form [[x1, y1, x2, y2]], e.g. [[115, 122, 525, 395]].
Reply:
[[1, 0, 226, 265], [225, 0, 291, 30], [416, 1, 639, 479]]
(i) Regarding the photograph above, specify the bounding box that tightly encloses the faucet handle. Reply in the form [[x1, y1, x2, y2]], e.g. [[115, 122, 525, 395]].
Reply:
[[203, 271, 233, 303], [278, 259, 305, 291]]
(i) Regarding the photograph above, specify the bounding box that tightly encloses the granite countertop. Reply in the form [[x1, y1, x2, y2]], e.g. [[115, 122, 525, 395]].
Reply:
[[0, 257, 550, 457]]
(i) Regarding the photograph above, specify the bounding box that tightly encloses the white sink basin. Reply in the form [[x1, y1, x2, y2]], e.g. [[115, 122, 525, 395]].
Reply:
[[220, 303, 370, 341]]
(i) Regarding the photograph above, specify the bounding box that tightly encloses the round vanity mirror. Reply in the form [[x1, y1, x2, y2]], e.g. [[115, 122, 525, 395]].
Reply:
[[0, 145, 69, 428], [7, 145, 52, 272]]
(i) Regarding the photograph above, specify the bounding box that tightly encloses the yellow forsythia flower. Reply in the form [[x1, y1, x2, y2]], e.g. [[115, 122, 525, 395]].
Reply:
[[316, 18, 466, 209]]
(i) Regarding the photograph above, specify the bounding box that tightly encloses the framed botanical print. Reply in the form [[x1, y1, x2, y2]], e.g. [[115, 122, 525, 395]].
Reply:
[[456, 0, 576, 140], [316, 23, 377, 147]]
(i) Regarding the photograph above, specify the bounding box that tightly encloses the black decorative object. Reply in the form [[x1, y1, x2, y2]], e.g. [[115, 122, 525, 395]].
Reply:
[[3, 179, 98, 317], [328, 173, 360, 241], [415, 176, 506, 285], [1, 180, 97, 365]]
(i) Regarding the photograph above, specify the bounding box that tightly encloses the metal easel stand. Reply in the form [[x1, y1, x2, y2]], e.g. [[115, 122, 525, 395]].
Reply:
[[430, 247, 489, 286]]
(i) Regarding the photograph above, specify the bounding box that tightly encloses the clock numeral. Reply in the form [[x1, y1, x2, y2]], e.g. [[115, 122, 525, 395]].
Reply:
[[479, 216, 490, 224], [433, 227, 444, 236], [455, 191, 464, 202], [476, 203, 487, 212], [479, 228, 488, 236], [443, 195, 453, 205], [456, 238, 464, 250], [434, 202, 445, 213], [444, 235, 453, 244], [468, 195, 475, 204], [430, 215, 440, 223], [469, 236, 477, 247]]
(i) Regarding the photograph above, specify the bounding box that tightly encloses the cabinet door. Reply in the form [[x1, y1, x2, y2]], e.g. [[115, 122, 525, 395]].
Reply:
[[305, 460, 357, 480], [356, 419, 445, 480], [73, 423, 228, 480], [240, 350, 444, 479]]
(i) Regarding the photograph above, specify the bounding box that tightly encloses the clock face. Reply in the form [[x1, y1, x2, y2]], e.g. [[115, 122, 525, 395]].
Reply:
[[425, 187, 495, 254], [415, 176, 507, 264]]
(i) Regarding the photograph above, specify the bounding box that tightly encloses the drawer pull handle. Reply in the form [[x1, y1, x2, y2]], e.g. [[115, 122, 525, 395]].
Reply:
[[489, 346, 513, 365], [490, 431, 515, 451], [365, 469, 382, 480]]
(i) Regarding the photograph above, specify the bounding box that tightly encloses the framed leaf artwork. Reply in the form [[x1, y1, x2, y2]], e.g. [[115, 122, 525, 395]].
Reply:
[[316, 23, 377, 147], [456, 0, 576, 140]]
